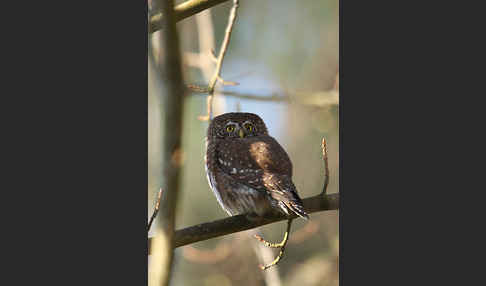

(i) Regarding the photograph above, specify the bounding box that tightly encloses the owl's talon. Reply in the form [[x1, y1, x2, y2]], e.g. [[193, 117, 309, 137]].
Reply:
[[259, 247, 285, 270], [253, 234, 284, 248], [255, 219, 293, 270]]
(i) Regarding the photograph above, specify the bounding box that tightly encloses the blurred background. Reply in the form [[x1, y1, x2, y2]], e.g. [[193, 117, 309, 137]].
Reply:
[[149, 0, 338, 285]]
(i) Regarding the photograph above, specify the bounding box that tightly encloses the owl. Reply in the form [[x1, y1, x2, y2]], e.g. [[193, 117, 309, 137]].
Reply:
[[205, 112, 308, 220]]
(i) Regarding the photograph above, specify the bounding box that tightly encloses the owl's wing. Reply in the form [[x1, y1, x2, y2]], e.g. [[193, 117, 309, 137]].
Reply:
[[263, 174, 309, 219], [217, 136, 291, 173], [216, 136, 308, 219], [215, 136, 291, 188]]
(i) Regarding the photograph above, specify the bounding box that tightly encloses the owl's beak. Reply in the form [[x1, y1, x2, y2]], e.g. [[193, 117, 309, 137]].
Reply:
[[239, 128, 245, 138]]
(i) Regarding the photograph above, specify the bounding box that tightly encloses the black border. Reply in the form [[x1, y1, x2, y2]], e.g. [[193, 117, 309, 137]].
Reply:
[[5, 1, 148, 284]]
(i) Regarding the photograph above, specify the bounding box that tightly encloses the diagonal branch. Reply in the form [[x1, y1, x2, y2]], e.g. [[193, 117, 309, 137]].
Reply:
[[148, 192, 339, 253], [149, 0, 231, 34]]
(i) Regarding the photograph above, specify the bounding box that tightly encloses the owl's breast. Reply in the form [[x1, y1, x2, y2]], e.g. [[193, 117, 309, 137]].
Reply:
[[205, 136, 290, 217]]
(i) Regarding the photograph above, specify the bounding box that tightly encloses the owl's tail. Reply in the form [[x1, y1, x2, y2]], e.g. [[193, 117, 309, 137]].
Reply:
[[268, 176, 310, 220], [286, 200, 309, 220]]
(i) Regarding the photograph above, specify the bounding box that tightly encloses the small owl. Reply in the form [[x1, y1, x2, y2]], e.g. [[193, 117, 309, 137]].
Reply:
[[205, 112, 308, 220]]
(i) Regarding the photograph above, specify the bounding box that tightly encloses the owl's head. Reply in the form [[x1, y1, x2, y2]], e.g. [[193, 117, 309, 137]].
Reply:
[[208, 112, 268, 139]]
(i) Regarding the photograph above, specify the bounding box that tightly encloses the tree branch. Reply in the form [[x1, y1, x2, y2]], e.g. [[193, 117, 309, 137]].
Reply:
[[149, 0, 231, 34], [148, 0, 186, 285], [148, 193, 339, 254]]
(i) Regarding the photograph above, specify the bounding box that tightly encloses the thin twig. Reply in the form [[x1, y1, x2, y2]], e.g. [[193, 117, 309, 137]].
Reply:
[[147, 188, 164, 232], [217, 75, 239, 86], [321, 138, 329, 195], [199, 0, 239, 121], [208, 0, 239, 93], [187, 84, 210, 93]]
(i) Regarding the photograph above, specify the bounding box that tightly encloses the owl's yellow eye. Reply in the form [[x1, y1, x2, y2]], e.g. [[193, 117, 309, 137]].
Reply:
[[244, 123, 253, 132], [226, 125, 235, 132]]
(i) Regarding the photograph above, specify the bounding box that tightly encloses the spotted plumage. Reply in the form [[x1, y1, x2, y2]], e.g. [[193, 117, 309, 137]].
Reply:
[[205, 112, 308, 219]]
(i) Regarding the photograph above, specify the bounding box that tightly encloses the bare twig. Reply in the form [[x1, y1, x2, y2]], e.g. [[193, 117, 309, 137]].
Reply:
[[322, 138, 329, 195], [198, 0, 239, 121], [187, 84, 210, 93], [149, 0, 231, 34], [148, 193, 339, 253], [207, 0, 239, 93], [148, 188, 164, 232], [217, 75, 239, 86]]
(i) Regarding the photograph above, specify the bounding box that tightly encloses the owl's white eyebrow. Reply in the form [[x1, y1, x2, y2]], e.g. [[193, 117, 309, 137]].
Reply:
[[225, 121, 238, 126]]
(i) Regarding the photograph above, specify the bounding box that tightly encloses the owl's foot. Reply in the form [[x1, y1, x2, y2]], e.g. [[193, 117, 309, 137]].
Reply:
[[253, 218, 292, 248], [254, 233, 287, 248], [254, 219, 294, 270]]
